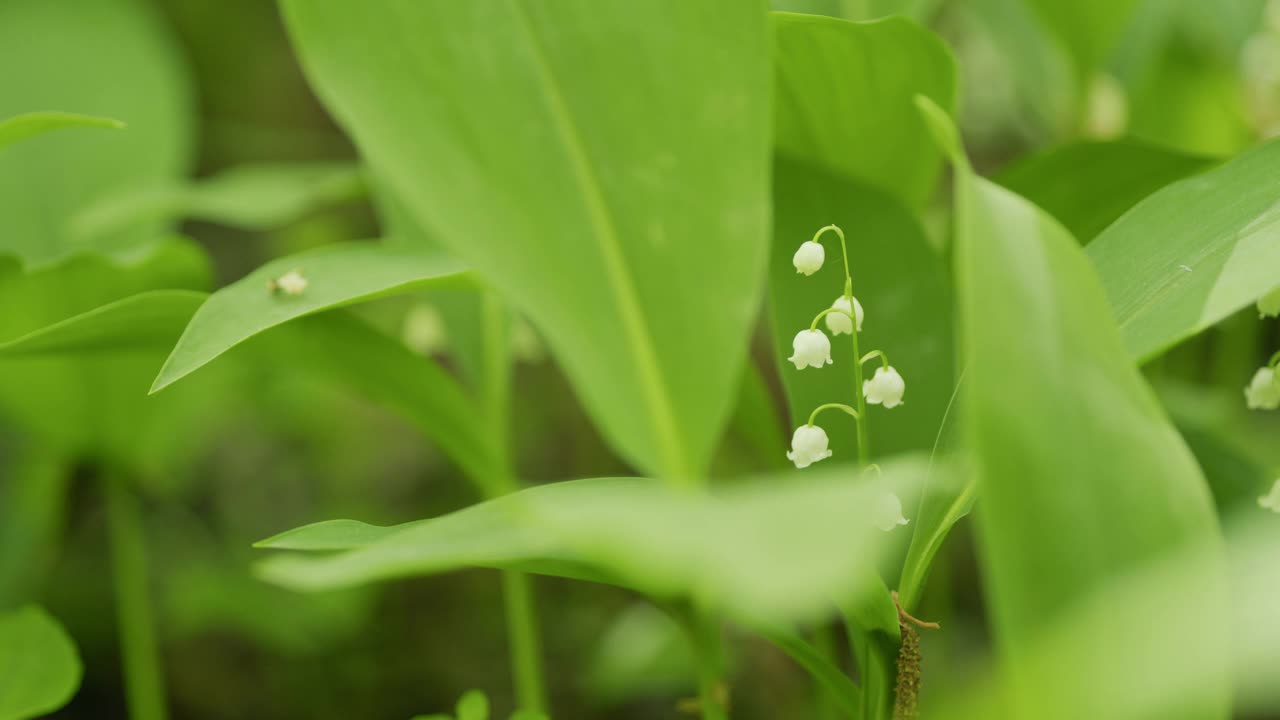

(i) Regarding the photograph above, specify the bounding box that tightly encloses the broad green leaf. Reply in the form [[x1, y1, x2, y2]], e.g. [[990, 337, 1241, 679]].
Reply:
[[71, 163, 367, 241], [926, 97, 1228, 718], [0, 290, 205, 357], [1086, 138, 1280, 363], [0, 453, 69, 607], [0, 112, 123, 150], [773, 13, 956, 208], [256, 461, 929, 623], [585, 603, 694, 703], [281, 1, 771, 485], [997, 140, 1217, 242], [770, 160, 955, 463], [0, 606, 81, 720], [0, 0, 193, 267], [152, 243, 467, 393]]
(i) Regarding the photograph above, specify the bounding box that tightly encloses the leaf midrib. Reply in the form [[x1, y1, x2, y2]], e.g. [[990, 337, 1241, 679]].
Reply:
[[508, 1, 690, 483]]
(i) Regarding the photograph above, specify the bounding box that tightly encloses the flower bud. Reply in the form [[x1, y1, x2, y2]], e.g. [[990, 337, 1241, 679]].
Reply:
[[788, 329, 833, 370], [1259, 479, 1280, 513], [786, 424, 832, 469], [1259, 285, 1280, 318], [864, 365, 906, 408], [875, 492, 910, 532], [792, 241, 825, 276], [273, 269, 308, 296], [1245, 366, 1280, 410], [826, 295, 864, 335]]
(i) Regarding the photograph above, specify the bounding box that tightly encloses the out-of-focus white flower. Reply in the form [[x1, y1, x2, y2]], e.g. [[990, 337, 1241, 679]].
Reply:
[[1259, 479, 1280, 513], [1258, 286, 1280, 318], [402, 303, 447, 355], [825, 295, 864, 335], [1083, 72, 1128, 140], [273, 269, 308, 296], [864, 366, 906, 408], [793, 241, 825, 276], [875, 492, 910, 532], [789, 329, 833, 370], [1245, 367, 1280, 410], [786, 424, 832, 469]]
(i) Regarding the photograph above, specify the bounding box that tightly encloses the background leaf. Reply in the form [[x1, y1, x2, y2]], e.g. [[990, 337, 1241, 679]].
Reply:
[[280, 0, 772, 484], [773, 13, 956, 209], [0, 0, 193, 267], [997, 139, 1218, 242], [0, 290, 206, 357], [0, 606, 82, 720], [0, 112, 123, 150], [1085, 137, 1280, 362]]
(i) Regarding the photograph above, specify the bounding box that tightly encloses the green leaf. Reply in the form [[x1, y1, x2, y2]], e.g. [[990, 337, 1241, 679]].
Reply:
[[1085, 137, 1280, 362], [71, 163, 367, 240], [927, 97, 1227, 718], [752, 624, 862, 715], [0, 0, 193, 267], [152, 242, 467, 393], [0, 606, 82, 720], [0, 290, 205, 357], [0, 111, 123, 150], [256, 460, 929, 624], [997, 140, 1218, 242], [773, 13, 956, 209], [281, 1, 771, 485]]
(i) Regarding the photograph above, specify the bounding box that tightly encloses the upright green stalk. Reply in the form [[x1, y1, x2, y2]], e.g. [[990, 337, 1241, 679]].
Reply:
[[692, 609, 728, 720], [480, 289, 548, 714], [104, 473, 168, 720]]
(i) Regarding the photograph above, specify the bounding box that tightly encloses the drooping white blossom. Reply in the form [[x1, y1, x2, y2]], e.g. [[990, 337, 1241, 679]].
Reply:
[[875, 492, 910, 532], [1245, 366, 1280, 410], [1258, 479, 1280, 513], [825, 295, 864, 335], [788, 329, 833, 370], [792, 241, 825, 276], [786, 424, 833, 469], [863, 366, 906, 408], [274, 269, 308, 296], [1258, 285, 1280, 318]]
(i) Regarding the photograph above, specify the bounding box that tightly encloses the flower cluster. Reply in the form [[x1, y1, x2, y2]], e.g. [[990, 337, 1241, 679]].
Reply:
[[783, 224, 910, 531]]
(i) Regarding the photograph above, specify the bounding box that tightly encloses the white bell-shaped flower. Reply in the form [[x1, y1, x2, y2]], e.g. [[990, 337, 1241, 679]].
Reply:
[[786, 424, 832, 469], [825, 295, 864, 335], [863, 365, 906, 408], [792, 241, 825, 276], [788, 329, 833, 370], [875, 492, 910, 532], [1245, 367, 1280, 410], [1259, 286, 1280, 318], [1258, 479, 1280, 513]]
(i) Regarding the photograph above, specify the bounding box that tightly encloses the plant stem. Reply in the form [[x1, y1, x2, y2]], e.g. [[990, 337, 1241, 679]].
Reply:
[[104, 474, 168, 720], [480, 289, 548, 714], [693, 611, 728, 720], [501, 569, 547, 713]]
